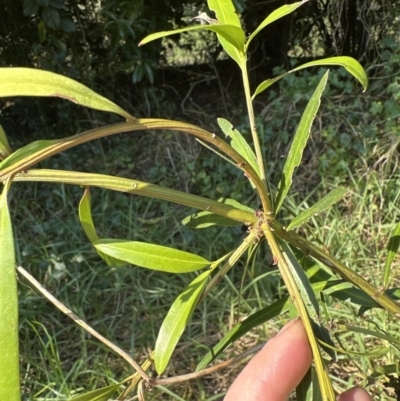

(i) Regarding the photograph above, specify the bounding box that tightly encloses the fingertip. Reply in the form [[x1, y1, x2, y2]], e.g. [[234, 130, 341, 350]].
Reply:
[[337, 386, 372, 401]]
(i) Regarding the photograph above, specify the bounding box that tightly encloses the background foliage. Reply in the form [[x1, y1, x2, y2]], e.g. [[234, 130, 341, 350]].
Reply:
[[1, 0, 400, 399]]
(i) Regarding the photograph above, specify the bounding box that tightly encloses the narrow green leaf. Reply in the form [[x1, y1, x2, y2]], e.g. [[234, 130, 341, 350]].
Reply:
[[182, 211, 241, 228], [296, 368, 313, 401], [94, 239, 211, 273], [275, 71, 329, 213], [0, 139, 60, 170], [217, 118, 260, 182], [182, 198, 254, 228], [253, 56, 367, 99], [196, 278, 337, 370], [383, 222, 400, 288], [67, 383, 121, 401], [287, 187, 348, 231], [78, 187, 99, 243], [78, 188, 125, 267], [140, 24, 245, 66], [280, 241, 319, 318], [0, 68, 136, 121], [246, 0, 308, 49], [155, 270, 212, 374], [0, 178, 20, 401], [0, 125, 12, 160]]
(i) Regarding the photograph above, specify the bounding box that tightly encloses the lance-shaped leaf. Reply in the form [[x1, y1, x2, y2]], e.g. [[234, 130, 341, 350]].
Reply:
[[207, 0, 245, 66], [383, 221, 400, 289], [253, 56, 368, 99], [0, 68, 136, 121], [217, 118, 261, 182], [287, 187, 348, 231], [67, 383, 121, 401], [246, 0, 309, 49], [155, 269, 211, 374], [140, 24, 245, 66], [0, 125, 12, 160], [78, 188, 125, 267], [0, 178, 20, 401], [182, 197, 254, 228], [196, 278, 337, 370], [0, 139, 60, 170], [275, 71, 329, 213], [94, 239, 210, 273]]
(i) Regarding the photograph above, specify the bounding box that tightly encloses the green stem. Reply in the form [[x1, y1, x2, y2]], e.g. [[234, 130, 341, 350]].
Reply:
[[241, 62, 273, 215]]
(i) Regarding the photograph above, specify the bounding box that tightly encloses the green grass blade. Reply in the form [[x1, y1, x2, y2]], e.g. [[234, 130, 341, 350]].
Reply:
[[0, 125, 12, 160], [217, 118, 261, 180], [253, 56, 367, 99], [67, 383, 121, 401], [287, 187, 348, 231], [140, 24, 245, 66], [275, 71, 329, 213], [246, 0, 309, 49], [0, 68, 136, 121], [383, 221, 400, 288], [0, 178, 20, 401], [94, 239, 211, 273], [155, 270, 212, 374]]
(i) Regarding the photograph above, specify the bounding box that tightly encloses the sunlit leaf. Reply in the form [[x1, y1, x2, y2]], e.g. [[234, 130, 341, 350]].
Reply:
[[207, 0, 245, 65], [383, 221, 400, 288], [155, 270, 211, 374], [67, 383, 121, 401], [246, 0, 308, 49], [253, 56, 368, 99], [94, 239, 211, 273], [0, 178, 20, 401], [287, 187, 348, 231], [275, 71, 329, 212], [139, 24, 245, 66], [0, 125, 12, 160], [218, 118, 260, 182], [0, 68, 136, 121]]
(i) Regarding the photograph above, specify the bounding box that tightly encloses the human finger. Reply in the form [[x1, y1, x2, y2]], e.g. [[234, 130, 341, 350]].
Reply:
[[337, 386, 372, 401], [224, 318, 312, 401]]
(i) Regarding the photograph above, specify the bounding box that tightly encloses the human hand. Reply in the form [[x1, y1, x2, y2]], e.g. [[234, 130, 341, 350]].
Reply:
[[224, 318, 372, 401]]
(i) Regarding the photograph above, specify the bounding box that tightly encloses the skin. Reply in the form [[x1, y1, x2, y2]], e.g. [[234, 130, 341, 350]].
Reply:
[[225, 318, 372, 401]]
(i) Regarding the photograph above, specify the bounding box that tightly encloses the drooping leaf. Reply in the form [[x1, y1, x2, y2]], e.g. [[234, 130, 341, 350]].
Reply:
[[275, 71, 329, 213], [383, 221, 400, 288], [246, 0, 309, 49], [287, 187, 348, 231], [140, 25, 245, 67], [78, 188, 125, 267], [155, 270, 212, 374], [217, 118, 260, 181], [0, 178, 20, 401], [0, 139, 60, 170], [67, 383, 121, 401], [94, 239, 211, 273], [0, 68, 136, 121], [182, 198, 254, 228], [23, 0, 39, 15], [0, 125, 12, 160], [253, 56, 368, 99]]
